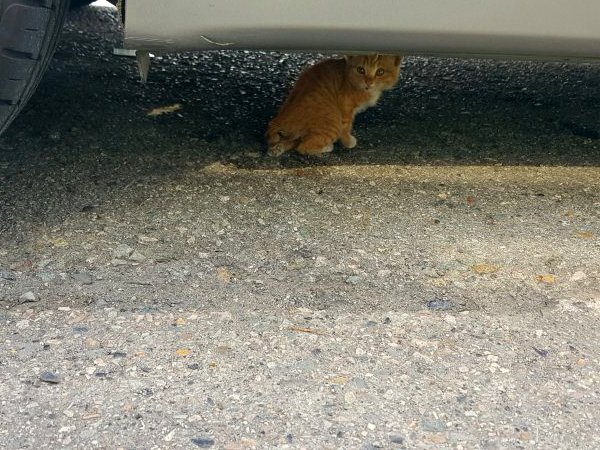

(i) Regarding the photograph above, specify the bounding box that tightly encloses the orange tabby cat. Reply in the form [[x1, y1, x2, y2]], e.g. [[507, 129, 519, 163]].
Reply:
[[266, 54, 402, 156]]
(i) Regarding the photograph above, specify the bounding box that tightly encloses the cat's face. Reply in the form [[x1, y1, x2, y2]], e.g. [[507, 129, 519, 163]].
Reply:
[[345, 54, 402, 92]]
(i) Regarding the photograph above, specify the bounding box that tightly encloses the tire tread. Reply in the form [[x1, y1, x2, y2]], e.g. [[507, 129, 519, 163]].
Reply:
[[0, 0, 69, 134]]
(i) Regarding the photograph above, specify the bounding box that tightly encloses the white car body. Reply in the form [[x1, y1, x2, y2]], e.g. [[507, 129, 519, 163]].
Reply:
[[124, 0, 600, 59]]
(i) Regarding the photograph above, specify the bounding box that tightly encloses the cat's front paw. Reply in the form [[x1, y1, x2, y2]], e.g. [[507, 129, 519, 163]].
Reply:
[[341, 135, 357, 149]]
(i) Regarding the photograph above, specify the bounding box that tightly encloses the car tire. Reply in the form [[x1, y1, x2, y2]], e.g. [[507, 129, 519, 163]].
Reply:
[[0, 0, 70, 135], [69, 0, 93, 8]]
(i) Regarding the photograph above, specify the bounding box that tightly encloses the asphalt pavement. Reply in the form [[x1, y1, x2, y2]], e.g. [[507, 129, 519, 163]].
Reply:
[[0, 5, 599, 449]]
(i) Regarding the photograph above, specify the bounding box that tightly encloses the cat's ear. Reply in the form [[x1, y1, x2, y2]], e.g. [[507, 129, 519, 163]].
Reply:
[[394, 55, 403, 66], [344, 55, 358, 67]]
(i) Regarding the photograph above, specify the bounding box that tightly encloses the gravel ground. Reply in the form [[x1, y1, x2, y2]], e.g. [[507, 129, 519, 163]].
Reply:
[[0, 5, 599, 449]]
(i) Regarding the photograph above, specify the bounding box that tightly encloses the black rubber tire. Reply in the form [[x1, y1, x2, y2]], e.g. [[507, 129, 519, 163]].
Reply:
[[0, 0, 70, 135], [69, 0, 93, 8]]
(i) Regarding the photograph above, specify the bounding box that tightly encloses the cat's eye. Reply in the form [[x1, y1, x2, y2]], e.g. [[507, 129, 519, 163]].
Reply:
[[356, 66, 365, 74], [376, 68, 385, 76]]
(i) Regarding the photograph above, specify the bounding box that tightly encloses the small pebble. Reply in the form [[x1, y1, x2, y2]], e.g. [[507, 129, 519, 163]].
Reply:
[[128, 250, 146, 262], [570, 271, 587, 281], [71, 272, 93, 285], [389, 434, 404, 444], [0, 271, 17, 280], [350, 377, 369, 389], [38, 272, 57, 283], [84, 337, 100, 348], [113, 244, 134, 259], [346, 275, 362, 285], [191, 437, 215, 448], [315, 256, 329, 267], [344, 391, 357, 404], [19, 291, 37, 303], [36, 259, 52, 269], [422, 267, 441, 278], [421, 418, 447, 432], [15, 320, 29, 330], [111, 259, 129, 266], [137, 235, 158, 244], [40, 371, 61, 384], [444, 315, 457, 325], [164, 429, 176, 442], [426, 298, 453, 311]]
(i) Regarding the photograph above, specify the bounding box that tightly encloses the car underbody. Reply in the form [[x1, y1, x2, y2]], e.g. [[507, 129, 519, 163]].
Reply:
[[122, 0, 600, 59]]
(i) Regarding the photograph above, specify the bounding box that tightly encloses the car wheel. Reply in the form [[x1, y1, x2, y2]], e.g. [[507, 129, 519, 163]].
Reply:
[[0, 0, 70, 136]]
